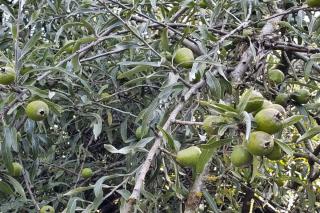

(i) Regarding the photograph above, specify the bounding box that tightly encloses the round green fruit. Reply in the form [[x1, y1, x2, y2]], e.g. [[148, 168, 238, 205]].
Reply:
[[199, 0, 208, 8], [307, 0, 320, 7], [135, 126, 148, 139], [0, 67, 16, 85], [247, 131, 274, 156], [176, 146, 202, 167], [244, 90, 264, 113], [291, 89, 311, 104], [174, 48, 194, 68], [268, 69, 285, 84], [266, 143, 283, 160], [265, 104, 286, 116], [40, 205, 55, 213], [25, 100, 49, 121], [275, 93, 289, 106], [81, 168, 93, 179], [255, 108, 283, 134], [11, 162, 23, 177], [230, 145, 253, 167], [21, 64, 35, 75]]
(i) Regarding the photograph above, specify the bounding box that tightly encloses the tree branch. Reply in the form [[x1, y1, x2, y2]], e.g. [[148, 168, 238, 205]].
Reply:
[[123, 79, 205, 213]]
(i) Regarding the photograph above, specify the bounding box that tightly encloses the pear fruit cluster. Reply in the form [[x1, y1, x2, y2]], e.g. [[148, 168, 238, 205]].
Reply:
[[230, 90, 287, 167]]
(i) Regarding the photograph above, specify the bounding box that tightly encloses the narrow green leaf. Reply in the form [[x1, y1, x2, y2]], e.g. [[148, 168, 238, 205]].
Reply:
[[158, 126, 176, 151], [297, 126, 320, 142], [282, 115, 305, 127], [275, 139, 293, 156]]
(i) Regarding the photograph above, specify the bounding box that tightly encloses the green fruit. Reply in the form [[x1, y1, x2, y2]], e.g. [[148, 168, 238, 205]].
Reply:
[[307, 0, 320, 7], [11, 162, 23, 177], [176, 146, 202, 167], [81, 168, 93, 179], [25, 100, 49, 121], [100, 92, 112, 102], [199, 0, 208, 8], [291, 89, 311, 104], [230, 145, 253, 167], [275, 93, 289, 106], [0, 67, 16, 85], [174, 48, 194, 68], [255, 108, 283, 134], [268, 69, 285, 84], [247, 131, 274, 156], [243, 90, 264, 113], [266, 143, 283, 160], [135, 126, 148, 139], [40, 205, 55, 213], [21, 64, 35, 75], [265, 104, 286, 116]]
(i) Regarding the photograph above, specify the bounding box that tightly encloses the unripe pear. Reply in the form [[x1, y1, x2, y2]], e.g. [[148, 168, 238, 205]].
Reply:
[[255, 108, 283, 134], [11, 162, 23, 177], [0, 67, 16, 85], [25, 100, 49, 121], [291, 89, 311, 104], [230, 145, 253, 167], [275, 93, 289, 106], [242, 90, 264, 113], [247, 131, 274, 156], [40, 205, 55, 213], [81, 167, 93, 179], [174, 48, 194, 68], [176, 146, 202, 167], [266, 143, 283, 160], [268, 69, 285, 84]]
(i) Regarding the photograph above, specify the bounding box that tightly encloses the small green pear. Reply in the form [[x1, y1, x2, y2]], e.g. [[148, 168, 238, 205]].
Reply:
[[40, 205, 55, 213], [176, 146, 202, 167], [25, 100, 49, 121], [81, 167, 93, 179]]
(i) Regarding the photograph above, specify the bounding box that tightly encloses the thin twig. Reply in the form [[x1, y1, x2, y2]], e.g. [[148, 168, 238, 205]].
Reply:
[[18, 156, 40, 211]]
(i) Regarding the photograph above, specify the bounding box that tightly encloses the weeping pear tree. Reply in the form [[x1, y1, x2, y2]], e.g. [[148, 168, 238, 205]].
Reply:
[[1, 0, 320, 212]]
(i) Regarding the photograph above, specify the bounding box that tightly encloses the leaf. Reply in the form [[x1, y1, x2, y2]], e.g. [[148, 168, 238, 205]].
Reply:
[[241, 111, 251, 141], [63, 186, 94, 196], [160, 28, 169, 51], [104, 137, 154, 154], [158, 126, 176, 151], [237, 88, 253, 113], [282, 115, 305, 128], [0, 181, 14, 195], [203, 189, 219, 213], [88, 113, 103, 140], [117, 65, 152, 80], [275, 139, 293, 156], [307, 183, 316, 209], [205, 71, 221, 100], [250, 155, 261, 183], [297, 126, 320, 142], [3, 174, 27, 200], [19, 32, 42, 61]]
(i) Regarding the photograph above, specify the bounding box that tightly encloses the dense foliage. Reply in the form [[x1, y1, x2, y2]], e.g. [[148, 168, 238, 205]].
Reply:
[[1, 0, 320, 212]]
